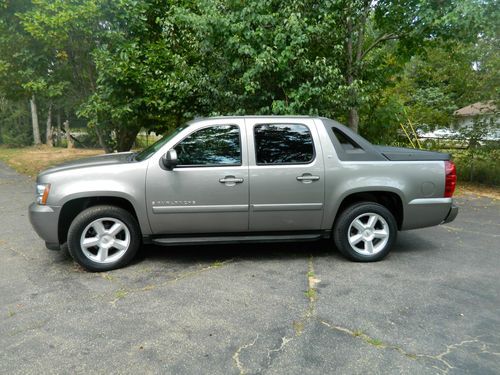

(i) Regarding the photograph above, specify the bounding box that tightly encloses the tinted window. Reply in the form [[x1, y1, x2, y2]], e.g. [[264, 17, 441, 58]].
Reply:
[[175, 125, 241, 166], [332, 128, 363, 151], [254, 124, 314, 164]]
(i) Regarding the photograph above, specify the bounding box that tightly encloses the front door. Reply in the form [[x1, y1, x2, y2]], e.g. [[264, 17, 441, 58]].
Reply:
[[246, 119, 325, 231], [146, 120, 249, 234]]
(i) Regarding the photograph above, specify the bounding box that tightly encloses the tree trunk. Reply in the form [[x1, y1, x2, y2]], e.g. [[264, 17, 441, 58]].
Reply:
[[63, 120, 74, 149], [116, 128, 140, 152], [56, 111, 62, 146], [345, 3, 369, 134], [348, 107, 359, 133], [94, 125, 114, 153], [46, 104, 53, 147], [345, 16, 359, 133], [30, 94, 41, 145]]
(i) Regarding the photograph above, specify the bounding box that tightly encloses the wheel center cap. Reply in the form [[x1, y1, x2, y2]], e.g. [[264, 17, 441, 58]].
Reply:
[[363, 229, 373, 239], [100, 235, 113, 247]]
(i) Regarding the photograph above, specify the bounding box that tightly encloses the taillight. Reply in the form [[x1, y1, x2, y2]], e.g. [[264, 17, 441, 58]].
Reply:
[[444, 161, 456, 198]]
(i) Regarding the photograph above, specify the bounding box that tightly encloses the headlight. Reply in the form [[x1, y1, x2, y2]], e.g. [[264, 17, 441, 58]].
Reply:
[[36, 183, 51, 205]]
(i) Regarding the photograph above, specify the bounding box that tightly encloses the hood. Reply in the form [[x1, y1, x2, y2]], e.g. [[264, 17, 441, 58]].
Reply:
[[38, 152, 135, 177]]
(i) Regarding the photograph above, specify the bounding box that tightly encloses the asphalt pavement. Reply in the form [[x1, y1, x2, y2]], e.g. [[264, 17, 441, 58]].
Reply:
[[0, 161, 499, 374]]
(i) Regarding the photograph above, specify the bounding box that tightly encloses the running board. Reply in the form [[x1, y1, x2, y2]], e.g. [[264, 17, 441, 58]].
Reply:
[[150, 233, 325, 246]]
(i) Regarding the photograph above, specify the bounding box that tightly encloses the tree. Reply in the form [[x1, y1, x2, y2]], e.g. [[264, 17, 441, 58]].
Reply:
[[337, 0, 495, 132], [0, 0, 43, 145], [75, 1, 204, 151], [19, 0, 108, 149], [2, 0, 497, 152]]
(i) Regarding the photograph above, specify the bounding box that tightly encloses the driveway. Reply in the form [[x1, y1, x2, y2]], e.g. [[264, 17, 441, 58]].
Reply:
[[0, 162, 499, 374]]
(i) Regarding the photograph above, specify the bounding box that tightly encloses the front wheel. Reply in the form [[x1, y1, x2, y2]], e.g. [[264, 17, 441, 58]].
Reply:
[[67, 205, 141, 272], [333, 202, 397, 262]]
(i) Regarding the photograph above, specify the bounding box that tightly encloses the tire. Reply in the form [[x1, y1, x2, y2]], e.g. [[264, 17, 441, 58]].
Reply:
[[67, 205, 141, 272], [333, 202, 397, 262]]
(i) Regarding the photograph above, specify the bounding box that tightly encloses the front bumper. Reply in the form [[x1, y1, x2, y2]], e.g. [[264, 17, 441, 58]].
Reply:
[[29, 202, 61, 247]]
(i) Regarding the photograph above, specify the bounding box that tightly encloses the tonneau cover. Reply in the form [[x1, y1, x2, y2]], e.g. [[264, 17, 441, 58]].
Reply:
[[375, 146, 450, 161]]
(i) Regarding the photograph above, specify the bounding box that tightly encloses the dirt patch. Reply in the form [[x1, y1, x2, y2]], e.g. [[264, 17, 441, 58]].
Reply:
[[455, 182, 500, 200], [0, 145, 103, 178]]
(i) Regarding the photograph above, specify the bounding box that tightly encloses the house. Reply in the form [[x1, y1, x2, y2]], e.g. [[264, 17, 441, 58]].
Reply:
[[453, 101, 499, 140]]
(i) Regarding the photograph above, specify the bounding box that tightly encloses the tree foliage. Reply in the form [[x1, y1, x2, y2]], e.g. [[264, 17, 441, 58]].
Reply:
[[0, 0, 497, 151]]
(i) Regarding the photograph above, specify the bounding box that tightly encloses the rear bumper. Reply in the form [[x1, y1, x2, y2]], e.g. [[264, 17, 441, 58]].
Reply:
[[402, 198, 458, 230], [29, 202, 61, 246], [442, 204, 459, 224]]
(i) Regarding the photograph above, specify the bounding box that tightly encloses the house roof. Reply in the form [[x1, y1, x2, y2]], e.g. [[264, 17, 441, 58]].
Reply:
[[454, 101, 497, 117]]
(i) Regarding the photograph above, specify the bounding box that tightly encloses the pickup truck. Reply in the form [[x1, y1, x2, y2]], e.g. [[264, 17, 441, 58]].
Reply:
[[29, 116, 458, 271]]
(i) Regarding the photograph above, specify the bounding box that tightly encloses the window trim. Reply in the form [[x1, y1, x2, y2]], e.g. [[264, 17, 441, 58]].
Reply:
[[253, 123, 316, 166], [173, 124, 243, 168]]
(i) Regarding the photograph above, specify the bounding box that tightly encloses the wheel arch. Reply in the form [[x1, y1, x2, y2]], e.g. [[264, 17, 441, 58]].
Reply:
[[58, 195, 140, 246], [332, 190, 404, 231]]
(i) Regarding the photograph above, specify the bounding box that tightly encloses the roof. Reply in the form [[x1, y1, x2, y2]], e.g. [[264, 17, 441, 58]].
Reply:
[[193, 115, 315, 120], [454, 101, 497, 117]]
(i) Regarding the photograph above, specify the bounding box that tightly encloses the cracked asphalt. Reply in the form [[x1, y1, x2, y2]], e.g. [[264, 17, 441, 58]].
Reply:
[[1, 161, 499, 375]]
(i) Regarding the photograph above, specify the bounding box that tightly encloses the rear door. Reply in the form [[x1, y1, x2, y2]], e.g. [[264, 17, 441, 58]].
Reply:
[[246, 118, 325, 232]]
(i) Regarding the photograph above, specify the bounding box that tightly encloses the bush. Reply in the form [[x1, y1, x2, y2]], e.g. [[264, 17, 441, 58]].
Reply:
[[451, 147, 499, 186], [0, 121, 32, 146], [0, 100, 32, 147]]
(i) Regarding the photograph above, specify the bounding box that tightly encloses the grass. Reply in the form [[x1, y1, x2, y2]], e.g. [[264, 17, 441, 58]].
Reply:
[[0, 145, 103, 178], [352, 329, 386, 348], [365, 337, 385, 347], [304, 288, 317, 300], [292, 320, 305, 335], [114, 289, 128, 300]]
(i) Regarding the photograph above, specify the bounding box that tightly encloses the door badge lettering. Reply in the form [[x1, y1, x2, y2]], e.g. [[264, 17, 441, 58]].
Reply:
[[152, 200, 196, 206]]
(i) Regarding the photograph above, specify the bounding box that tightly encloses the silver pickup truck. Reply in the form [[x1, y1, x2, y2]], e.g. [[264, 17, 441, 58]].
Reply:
[[29, 116, 458, 271]]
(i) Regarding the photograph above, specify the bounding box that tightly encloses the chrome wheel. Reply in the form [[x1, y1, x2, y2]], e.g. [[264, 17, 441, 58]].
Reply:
[[80, 217, 130, 264], [347, 213, 389, 256]]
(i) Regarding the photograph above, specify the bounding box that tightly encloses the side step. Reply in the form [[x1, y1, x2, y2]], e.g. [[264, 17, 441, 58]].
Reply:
[[151, 233, 326, 246]]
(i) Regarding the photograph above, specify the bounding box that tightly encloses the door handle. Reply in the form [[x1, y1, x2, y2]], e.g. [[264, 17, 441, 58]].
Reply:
[[296, 174, 320, 182], [219, 176, 244, 184]]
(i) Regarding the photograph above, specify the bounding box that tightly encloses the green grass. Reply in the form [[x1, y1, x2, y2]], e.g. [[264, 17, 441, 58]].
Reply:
[[304, 288, 317, 300], [114, 289, 128, 300], [366, 337, 385, 347]]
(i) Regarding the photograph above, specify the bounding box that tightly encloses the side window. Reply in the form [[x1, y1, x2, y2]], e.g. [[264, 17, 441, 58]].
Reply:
[[175, 125, 241, 166], [332, 128, 364, 152], [254, 124, 315, 164]]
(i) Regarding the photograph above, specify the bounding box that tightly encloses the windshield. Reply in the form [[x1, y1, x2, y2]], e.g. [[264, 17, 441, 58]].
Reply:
[[134, 125, 188, 161]]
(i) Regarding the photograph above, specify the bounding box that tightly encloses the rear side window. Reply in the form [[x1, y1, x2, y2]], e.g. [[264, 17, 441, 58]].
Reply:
[[332, 128, 363, 151], [254, 124, 314, 164]]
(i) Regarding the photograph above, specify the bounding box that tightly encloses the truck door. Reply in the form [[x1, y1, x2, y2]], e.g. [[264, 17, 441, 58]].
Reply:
[[146, 119, 249, 234], [246, 118, 325, 231]]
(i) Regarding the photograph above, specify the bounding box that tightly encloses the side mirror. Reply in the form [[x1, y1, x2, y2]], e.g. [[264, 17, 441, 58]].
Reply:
[[161, 149, 178, 170]]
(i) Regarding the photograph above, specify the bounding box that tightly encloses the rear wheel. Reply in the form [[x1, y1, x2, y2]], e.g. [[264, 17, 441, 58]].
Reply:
[[333, 202, 397, 262], [67, 205, 141, 271]]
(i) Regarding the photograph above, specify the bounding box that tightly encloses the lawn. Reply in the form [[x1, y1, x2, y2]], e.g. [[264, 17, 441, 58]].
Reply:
[[0, 146, 103, 178]]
